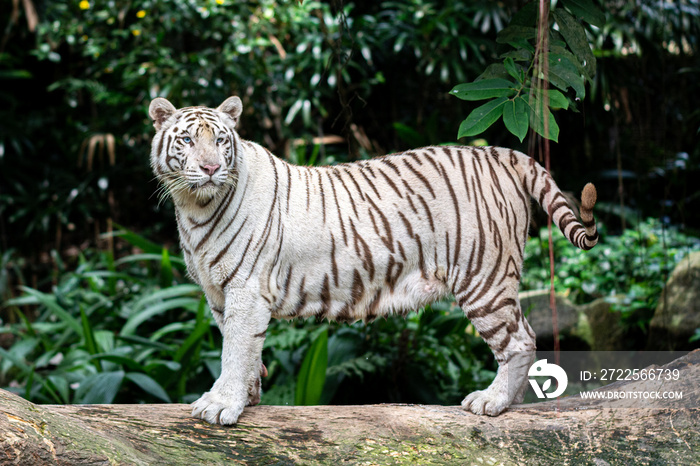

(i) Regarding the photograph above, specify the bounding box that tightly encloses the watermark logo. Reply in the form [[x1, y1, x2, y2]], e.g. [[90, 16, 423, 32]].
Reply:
[[528, 359, 568, 399]]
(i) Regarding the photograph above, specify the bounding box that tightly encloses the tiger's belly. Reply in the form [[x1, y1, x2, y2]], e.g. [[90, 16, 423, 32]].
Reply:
[[267, 255, 450, 322]]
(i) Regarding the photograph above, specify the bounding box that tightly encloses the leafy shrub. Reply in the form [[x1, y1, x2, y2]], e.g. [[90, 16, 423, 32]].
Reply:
[[0, 231, 220, 404], [522, 218, 700, 329], [450, 0, 604, 142], [261, 302, 495, 407]]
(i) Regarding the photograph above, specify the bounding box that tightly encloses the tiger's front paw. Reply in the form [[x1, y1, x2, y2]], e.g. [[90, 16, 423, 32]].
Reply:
[[191, 390, 246, 425], [461, 388, 510, 416]]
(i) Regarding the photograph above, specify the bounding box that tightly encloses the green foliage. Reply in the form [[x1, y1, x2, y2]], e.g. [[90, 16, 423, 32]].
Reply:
[[690, 329, 700, 343], [339, 302, 495, 404], [450, 0, 603, 142], [0, 231, 219, 404], [374, 0, 504, 84], [262, 302, 495, 407], [522, 219, 700, 330], [295, 327, 328, 406], [30, 0, 378, 141]]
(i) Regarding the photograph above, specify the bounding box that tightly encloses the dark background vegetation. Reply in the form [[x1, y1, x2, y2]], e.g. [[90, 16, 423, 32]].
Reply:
[[1, 0, 698, 406]]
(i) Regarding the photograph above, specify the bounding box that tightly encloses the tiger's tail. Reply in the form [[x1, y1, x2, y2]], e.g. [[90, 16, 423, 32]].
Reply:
[[526, 157, 599, 251]]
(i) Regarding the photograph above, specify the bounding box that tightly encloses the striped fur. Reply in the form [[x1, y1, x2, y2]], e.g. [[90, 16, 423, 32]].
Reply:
[[148, 96, 598, 426]]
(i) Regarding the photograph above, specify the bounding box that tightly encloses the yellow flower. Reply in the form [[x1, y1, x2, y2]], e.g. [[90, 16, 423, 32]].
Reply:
[[132, 29, 141, 36], [79, 0, 90, 10], [136, 10, 146, 18], [216, 0, 224, 4]]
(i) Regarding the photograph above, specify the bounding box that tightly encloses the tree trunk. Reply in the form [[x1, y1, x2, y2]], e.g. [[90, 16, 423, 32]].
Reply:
[[2, 350, 698, 465]]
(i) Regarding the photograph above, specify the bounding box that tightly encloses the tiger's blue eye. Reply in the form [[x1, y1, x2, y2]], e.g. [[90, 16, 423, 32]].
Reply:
[[216, 137, 225, 144], [183, 136, 192, 144]]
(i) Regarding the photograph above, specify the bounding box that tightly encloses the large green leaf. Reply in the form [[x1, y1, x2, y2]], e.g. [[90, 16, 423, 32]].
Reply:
[[173, 316, 209, 363], [503, 97, 529, 143], [476, 63, 511, 81], [546, 89, 569, 110], [561, 0, 606, 28], [89, 353, 146, 372], [18, 287, 82, 336], [500, 49, 533, 63], [457, 96, 509, 138], [109, 224, 165, 255], [496, 25, 537, 45], [120, 297, 200, 336], [295, 328, 328, 406], [0, 346, 33, 374], [160, 248, 174, 289], [549, 45, 589, 76], [128, 284, 202, 314], [173, 297, 211, 398], [552, 9, 596, 78], [114, 253, 186, 268], [531, 88, 570, 110], [150, 322, 197, 342], [94, 330, 115, 353], [548, 58, 586, 98], [46, 375, 70, 404], [125, 372, 171, 402], [121, 284, 201, 322], [450, 78, 516, 101], [144, 360, 181, 372], [118, 334, 173, 352], [75, 371, 124, 404], [503, 57, 522, 83], [80, 306, 98, 358], [525, 95, 560, 142]]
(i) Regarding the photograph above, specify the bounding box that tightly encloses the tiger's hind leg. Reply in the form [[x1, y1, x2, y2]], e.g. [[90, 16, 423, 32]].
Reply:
[[459, 292, 536, 415]]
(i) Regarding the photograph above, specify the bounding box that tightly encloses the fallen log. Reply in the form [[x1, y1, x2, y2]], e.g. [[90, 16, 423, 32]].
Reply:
[[2, 350, 698, 465]]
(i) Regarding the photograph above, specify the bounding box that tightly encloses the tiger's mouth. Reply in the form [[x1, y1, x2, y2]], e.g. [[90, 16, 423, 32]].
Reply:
[[158, 169, 236, 203], [188, 176, 235, 200], [190, 179, 224, 194]]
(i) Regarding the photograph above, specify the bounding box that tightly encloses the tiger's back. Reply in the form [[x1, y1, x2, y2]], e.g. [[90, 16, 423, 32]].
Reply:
[[229, 145, 594, 325], [148, 96, 598, 425]]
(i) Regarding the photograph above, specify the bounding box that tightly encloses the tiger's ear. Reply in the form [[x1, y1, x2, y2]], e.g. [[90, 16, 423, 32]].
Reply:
[[217, 96, 243, 127], [149, 98, 177, 131]]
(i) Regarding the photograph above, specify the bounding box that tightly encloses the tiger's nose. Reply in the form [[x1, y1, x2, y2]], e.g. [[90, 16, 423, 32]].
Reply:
[[200, 164, 221, 176]]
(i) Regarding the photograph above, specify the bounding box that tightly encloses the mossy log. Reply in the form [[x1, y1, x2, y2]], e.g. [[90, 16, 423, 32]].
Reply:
[[2, 351, 699, 465]]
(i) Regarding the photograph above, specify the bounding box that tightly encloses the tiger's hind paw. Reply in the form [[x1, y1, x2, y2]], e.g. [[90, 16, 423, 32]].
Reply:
[[461, 388, 511, 416]]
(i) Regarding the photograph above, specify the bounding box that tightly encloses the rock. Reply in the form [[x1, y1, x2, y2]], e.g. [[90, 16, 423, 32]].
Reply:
[[647, 251, 700, 350], [519, 289, 590, 350], [578, 298, 628, 351]]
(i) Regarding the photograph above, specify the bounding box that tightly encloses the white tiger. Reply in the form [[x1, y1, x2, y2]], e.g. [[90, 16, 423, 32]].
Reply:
[[148, 96, 598, 425]]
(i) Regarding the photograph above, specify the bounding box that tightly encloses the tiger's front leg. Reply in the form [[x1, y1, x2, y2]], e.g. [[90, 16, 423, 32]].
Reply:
[[192, 290, 270, 425]]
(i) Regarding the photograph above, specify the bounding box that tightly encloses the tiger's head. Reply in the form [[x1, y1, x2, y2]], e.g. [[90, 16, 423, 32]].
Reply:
[[148, 96, 243, 205]]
